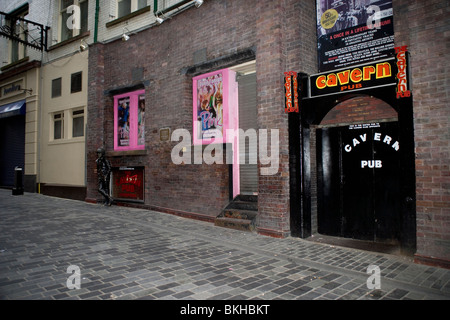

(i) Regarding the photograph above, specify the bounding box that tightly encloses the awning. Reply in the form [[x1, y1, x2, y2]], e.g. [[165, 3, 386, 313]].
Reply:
[[0, 100, 26, 119]]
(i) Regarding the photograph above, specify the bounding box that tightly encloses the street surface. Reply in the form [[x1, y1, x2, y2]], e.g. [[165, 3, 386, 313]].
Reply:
[[1, 189, 449, 305]]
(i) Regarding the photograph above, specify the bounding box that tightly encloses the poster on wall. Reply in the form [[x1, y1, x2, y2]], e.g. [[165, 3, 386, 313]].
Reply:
[[117, 96, 130, 147], [316, 0, 395, 72], [193, 70, 225, 143]]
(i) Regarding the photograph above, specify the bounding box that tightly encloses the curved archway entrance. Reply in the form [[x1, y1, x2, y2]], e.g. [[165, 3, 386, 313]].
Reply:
[[316, 96, 401, 244], [291, 71, 417, 255]]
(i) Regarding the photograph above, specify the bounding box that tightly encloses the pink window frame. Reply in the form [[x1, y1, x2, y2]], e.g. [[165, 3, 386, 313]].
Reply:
[[113, 89, 145, 151], [192, 68, 240, 198]]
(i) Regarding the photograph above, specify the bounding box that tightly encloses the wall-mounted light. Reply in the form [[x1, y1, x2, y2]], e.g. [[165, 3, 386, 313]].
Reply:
[[79, 39, 89, 51], [154, 0, 201, 25], [194, 0, 203, 8], [155, 12, 168, 25], [122, 27, 131, 41]]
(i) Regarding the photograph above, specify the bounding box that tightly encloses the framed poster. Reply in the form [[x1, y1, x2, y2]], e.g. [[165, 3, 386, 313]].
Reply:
[[113, 90, 146, 151], [193, 68, 237, 145], [316, 0, 395, 72], [117, 96, 130, 147]]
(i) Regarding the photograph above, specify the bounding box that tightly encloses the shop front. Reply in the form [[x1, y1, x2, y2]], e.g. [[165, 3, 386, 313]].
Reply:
[[0, 62, 40, 192], [287, 67, 416, 254], [0, 100, 26, 188], [286, 0, 417, 255]]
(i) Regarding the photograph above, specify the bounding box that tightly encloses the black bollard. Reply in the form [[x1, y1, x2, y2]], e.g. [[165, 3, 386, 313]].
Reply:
[[12, 166, 24, 196]]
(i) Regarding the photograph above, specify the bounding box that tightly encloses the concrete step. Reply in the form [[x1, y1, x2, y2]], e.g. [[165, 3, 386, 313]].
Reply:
[[215, 195, 258, 232], [226, 200, 258, 211], [215, 209, 257, 232]]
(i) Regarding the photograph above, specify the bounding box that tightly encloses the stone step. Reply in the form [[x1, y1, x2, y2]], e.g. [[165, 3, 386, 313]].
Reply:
[[226, 200, 258, 211], [236, 194, 257, 203], [215, 209, 257, 232]]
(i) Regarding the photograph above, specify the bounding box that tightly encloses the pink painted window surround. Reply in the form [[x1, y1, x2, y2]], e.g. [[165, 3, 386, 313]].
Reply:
[[193, 68, 240, 198], [114, 89, 146, 151]]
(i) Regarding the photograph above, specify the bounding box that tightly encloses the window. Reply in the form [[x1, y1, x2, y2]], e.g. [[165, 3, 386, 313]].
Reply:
[[52, 78, 62, 98], [60, 0, 88, 42], [114, 90, 145, 150], [71, 71, 82, 93], [7, 6, 28, 63], [117, 0, 148, 18], [53, 113, 64, 140], [72, 109, 85, 137]]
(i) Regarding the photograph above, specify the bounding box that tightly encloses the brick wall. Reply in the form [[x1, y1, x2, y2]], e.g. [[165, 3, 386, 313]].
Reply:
[[86, 43, 105, 202], [87, 0, 259, 219], [394, 0, 450, 264], [87, 0, 317, 234], [321, 96, 398, 126]]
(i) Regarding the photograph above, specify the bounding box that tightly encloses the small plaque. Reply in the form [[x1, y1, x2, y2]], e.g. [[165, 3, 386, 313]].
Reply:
[[160, 128, 171, 142]]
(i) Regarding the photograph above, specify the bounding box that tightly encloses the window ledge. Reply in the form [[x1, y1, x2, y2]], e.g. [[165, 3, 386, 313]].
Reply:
[[48, 31, 90, 51], [48, 137, 85, 145], [106, 6, 151, 28], [1, 57, 30, 72], [107, 149, 147, 157]]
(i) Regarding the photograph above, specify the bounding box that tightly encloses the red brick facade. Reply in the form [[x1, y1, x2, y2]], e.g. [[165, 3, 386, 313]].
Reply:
[[86, 0, 449, 267], [393, 0, 450, 266], [87, 0, 317, 233]]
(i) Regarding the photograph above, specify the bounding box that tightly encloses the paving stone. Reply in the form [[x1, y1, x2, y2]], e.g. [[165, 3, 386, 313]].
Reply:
[[0, 190, 449, 301]]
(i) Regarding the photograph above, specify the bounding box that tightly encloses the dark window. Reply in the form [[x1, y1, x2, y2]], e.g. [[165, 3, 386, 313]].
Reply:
[[71, 71, 82, 93], [52, 78, 62, 98], [72, 109, 84, 137], [118, 0, 131, 18], [54, 113, 64, 140], [80, 0, 88, 33]]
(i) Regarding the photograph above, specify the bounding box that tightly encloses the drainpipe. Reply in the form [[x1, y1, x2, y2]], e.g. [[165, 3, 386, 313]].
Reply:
[[94, 0, 100, 43]]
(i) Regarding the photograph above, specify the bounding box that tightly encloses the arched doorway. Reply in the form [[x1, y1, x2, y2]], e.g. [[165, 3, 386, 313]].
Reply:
[[316, 96, 400, 243]]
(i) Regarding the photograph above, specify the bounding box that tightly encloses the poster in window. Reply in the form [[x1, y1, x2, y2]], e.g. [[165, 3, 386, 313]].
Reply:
[[111, 167, 144, 202], [316, 0, 394, 72], [138, 94, 145, 146], [117, 97, 130, 146], [195, 72, 224, 141]]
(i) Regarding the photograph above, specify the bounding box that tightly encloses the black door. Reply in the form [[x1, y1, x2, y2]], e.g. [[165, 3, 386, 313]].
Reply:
[[0, 116, 25, 187], [317, 122, 400, 242]]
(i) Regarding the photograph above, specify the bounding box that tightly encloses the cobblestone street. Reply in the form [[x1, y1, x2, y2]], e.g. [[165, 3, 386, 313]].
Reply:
[[1, 189, 449, 305]]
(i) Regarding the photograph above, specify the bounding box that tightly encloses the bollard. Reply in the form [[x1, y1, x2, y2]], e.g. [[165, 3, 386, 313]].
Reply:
[[12, 167, 24, 196]]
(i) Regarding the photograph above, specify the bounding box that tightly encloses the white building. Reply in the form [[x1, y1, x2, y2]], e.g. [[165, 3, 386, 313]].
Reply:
[[0, 0, 202, 198]]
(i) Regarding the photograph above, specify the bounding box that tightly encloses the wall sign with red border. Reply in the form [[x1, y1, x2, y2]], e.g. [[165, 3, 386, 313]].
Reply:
[[111, 167, 144, 202], [395, 46, 410, 99], [284, 71, 300, 113]]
